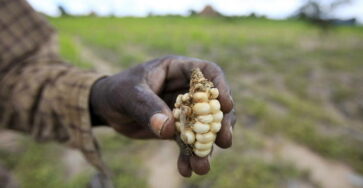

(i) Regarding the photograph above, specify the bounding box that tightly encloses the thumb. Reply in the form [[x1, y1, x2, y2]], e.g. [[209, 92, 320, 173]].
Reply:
[[126, 84, 175, 139]]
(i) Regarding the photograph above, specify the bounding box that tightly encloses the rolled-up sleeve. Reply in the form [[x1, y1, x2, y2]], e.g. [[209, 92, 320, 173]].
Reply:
[[0, 0, 109, 174]]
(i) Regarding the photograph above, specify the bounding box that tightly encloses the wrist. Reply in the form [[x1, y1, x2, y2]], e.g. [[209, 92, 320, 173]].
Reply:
[[89, 77, 109, 126]]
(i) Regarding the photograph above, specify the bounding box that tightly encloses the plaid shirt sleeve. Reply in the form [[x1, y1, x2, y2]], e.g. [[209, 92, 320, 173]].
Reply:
[[0, 0, 109, 175]]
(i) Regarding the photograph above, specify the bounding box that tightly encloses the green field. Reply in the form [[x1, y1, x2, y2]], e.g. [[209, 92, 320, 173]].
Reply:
[[1, 16, 363, 187]]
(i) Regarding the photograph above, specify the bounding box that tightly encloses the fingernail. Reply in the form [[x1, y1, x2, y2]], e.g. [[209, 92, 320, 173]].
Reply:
[[150, 113, 169, 137], [230, 126, 233, 135]]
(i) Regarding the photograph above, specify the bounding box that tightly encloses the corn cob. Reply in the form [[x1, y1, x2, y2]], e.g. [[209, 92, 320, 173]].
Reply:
[[173, 68, 222, 157]]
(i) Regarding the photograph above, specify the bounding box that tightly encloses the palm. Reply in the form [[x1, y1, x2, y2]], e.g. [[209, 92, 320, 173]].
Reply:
[[91, 55, 235, 177], [112, 80, 188, 139]]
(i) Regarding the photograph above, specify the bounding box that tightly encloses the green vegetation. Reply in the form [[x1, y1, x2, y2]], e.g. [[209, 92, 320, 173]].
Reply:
[[188, 128, 312, 188], [58, 33, 93, 68], [0, 134, 148, 188], [1, 17, 362, 187], [188, 155, 306, 188], [0, 138, 89, 188], [97, 134, 148, 188]]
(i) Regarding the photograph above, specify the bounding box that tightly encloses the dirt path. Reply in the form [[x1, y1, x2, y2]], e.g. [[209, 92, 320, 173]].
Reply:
[[146, 142, 182, 188], [62, 148, 92, 178], [76, 38, 118, 74], [265, 138, 363, 188], [240, 67, 363, 187]]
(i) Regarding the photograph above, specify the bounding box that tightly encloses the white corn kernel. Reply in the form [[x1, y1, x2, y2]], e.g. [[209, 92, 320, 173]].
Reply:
[[193, 103, 210, 115], [175, 122, 181, 132], [197, 114, 213, 124], [194, 141, 213, 150], [192, 122, 210, 133], [210, 122, 222, 133], [194, 148, 212, 157], [209, 88, 219, 99], [209, 99, 221, 113], [182, 93, 190, 102], [213, 111, 223, 122], [173, 108, 181, 119], [192, 92, 209, 102], [196, 132, 215, 143], [175, 95, 182, 107], [181, 129, 195, 144]]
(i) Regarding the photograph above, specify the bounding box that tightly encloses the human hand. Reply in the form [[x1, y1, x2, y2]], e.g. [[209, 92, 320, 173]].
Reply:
[[90, 55, 236, 176]]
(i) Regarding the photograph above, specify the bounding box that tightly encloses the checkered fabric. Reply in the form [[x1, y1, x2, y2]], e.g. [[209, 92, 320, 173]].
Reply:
[[0, 0, 109, 175]]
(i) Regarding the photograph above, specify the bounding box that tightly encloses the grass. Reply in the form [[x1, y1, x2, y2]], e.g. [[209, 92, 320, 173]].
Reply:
[[187, 155, 306, 188], [185, 128, 313, 188], [97, 133, 148, 188], [0, 138, 90, 188], [1, 16, 362, 187], [0, 132, 148, 188], [51, 15, 363, 182], [58, 33, 93, 69]]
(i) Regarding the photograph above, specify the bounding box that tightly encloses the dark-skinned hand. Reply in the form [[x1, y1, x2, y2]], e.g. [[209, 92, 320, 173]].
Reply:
[[90, 55, 236, 177]]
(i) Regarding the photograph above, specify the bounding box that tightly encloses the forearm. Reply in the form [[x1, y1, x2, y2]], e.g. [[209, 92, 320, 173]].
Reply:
[[0, 56, 111, 174], [0, 59, 104, 145]]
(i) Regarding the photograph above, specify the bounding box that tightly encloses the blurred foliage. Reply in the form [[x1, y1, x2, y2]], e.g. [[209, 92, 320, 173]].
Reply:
[[0, 133, 148, 188], [0, 138, 89, 188], [97, 133, 148, 188], [51, 16, 362, 184], [58, 33, 93, 68], [188, 155, 304, 188], [186, 128, 312, 188]]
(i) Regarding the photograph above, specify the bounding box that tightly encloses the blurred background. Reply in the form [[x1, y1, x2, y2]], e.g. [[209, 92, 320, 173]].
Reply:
[[0, 0, 363, 187]]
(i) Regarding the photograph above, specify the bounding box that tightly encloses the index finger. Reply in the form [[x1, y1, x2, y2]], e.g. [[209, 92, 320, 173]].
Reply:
[[201, 62, 233, 113]]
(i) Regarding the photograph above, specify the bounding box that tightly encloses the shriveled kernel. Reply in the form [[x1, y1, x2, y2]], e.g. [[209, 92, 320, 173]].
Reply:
[[182, 106, 192, 116], [194, 141, 213, 150], [192, 92, 209, 102], [192, 122, 210, 134], [209, 88, 219, 99], [193, 103, 210, 115], [213, 111, 223, 122], [182, 129, 195, 144], [193, 148, 212, 157], [182, 93, 190, 102], [173, 108, 181, 119], [209, 99, 221, 113], [196, 132, 215, 143], [210, 122, 221, 133], [197, 114, 213, 124]]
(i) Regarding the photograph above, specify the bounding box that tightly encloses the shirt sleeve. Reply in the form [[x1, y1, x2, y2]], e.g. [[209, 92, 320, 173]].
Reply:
[[0, 0, 110, 175]]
